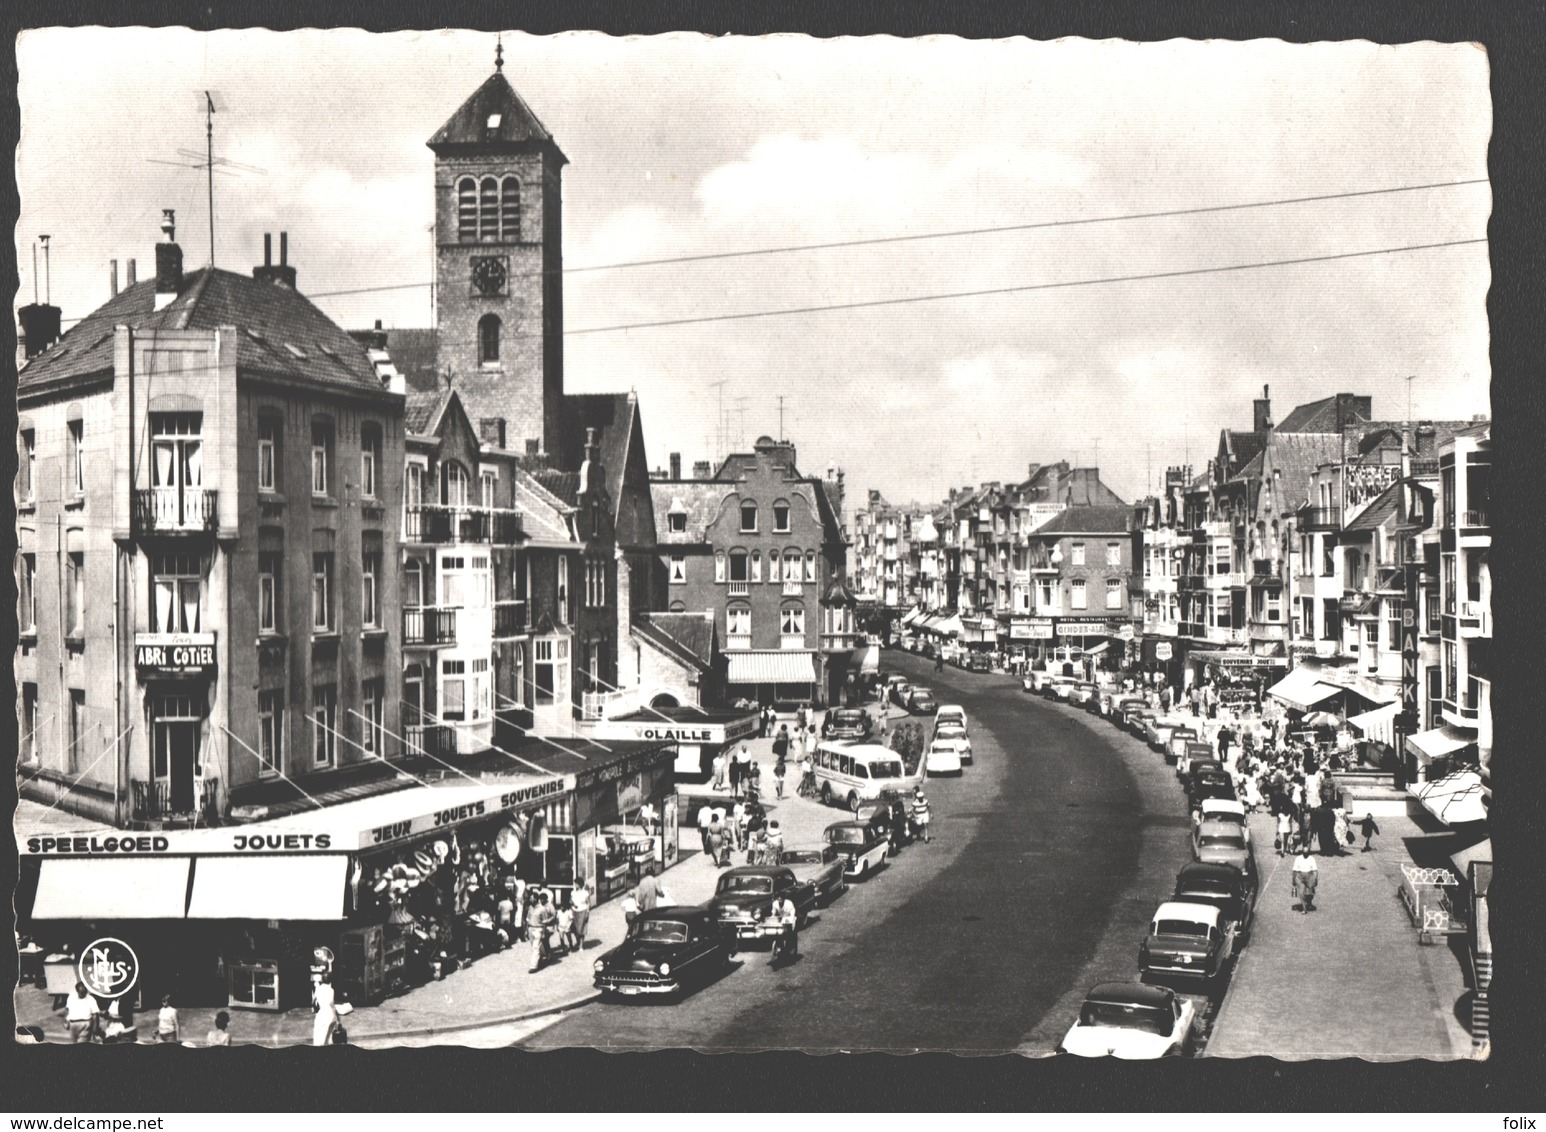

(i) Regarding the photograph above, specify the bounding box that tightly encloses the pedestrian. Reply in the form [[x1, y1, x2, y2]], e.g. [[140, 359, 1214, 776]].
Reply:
[[1275, 810, 1292, 857], [773, 756, 786, 799], [64, 982, 99, 1044], [735, 804, 751, 852], [773, 724, 790, 762], [747, 760, 763, 802], [635, 865, 661, 913], [707, 810, 727, 865], [800, 751, 815, 797], [728, 746, 743, 799], [101, 999, 138, 1044], [311, 975, 339, 1046], [571, 876, 592, 950], [528, 891, 557, 972], [712, 751, 728, 793], [911, 786, 932, 843], [766, 819, 785, 863], [697, 802, 713, 854], [206, 1010, 232, 1047], [155, 994, 180, 1044], [1291, 847, 1319, 913], [1358, 813, 1381, 852]]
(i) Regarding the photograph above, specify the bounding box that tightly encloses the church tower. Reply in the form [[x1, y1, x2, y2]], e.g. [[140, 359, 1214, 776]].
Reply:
[[428, 45, 567, 458]]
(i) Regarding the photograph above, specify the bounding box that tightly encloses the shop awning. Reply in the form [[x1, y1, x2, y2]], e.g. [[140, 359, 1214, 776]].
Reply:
[[1449, 837, 1492, 879], [858, 644, 880, 674], [1405, 723, 1478, 765], [1085, 641, 1109, 656], [1348, 701, 1400, 746], [1267, 667, 1344, 712], [186, 855, 352, 920], [725, 650, 819, 686], [1410, 770, 1488, 826], [900, 608, 923, 626], [31, 856, 192, 920], [935, 614, 964, 637]]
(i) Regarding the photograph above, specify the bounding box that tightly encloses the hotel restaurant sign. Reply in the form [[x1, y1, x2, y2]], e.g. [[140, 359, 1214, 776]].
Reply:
[[135, 632, 217, 678]]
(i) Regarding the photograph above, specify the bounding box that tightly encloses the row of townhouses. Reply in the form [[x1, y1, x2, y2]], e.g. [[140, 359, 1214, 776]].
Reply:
[[852, 387, 1490, 793]]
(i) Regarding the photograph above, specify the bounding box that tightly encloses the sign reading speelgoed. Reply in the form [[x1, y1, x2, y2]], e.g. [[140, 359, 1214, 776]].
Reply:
[[135, 632, 217, 677], [79, 937, 139, 999]]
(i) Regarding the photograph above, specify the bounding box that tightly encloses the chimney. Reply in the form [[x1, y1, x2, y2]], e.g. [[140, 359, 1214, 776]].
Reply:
[[525, 438, 541, 456], [126, 258, 137, 286], [1253, 384, 1273, 432], [110, 259, 119, 298], [253, 231, 298, 288], [17, 303, 62, 360], [154, 209, 183, 309], [668, 452, 681, 479], [693, 460, 712, 480], [579, 427, 601, 496]]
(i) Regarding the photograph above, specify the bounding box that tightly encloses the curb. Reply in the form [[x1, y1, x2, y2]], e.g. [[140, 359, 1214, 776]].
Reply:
[[346, 988, 604, 1043]]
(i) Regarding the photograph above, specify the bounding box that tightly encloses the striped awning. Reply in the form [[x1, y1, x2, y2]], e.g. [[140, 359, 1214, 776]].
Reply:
[[1348, 701, 1400, 745], [1268, 666, 1344, 712], [725, 650, 819, 685]]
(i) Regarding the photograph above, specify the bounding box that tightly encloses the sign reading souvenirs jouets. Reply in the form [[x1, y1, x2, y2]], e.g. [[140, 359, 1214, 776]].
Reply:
[[135, 632, 217, 677], [361, 777, 570, 850]]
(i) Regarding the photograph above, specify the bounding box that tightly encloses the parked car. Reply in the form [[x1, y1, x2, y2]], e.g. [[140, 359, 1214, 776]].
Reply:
[[1172, 861, 1256, 941], [1021, 673, 1038, 693], [926, 736, 967, 776], [1058, 982, 1199, 1058], [1027, 669, 1054, 694], [890, 682, 914, 708], [935, 704, 968, 731], [823, 707, 873, 741], [1145, 716, 1187, 752], [1194, 798, 1250, 844], [708, 866, 818, 942], [1138, 900, 1238, 984], [1071, 681, 1100, 708], [965, 653, 992, 673], [593, 906, 736, 1000], [779, 846, 848, 907], [1178, 744, 1216, 784], [932, 723, 972, 763], [1114, 697, 1148, 727], [1050, 676, 1079, 702], [1126, 707, 1159, 738], [854, 789, 913, 853], [1189, 770, 1238, 809], [907, 691, 939, 716], [1192, 819, 1252, 874], [824, 816, 890, 880], [1165, 726, 1200, 764]]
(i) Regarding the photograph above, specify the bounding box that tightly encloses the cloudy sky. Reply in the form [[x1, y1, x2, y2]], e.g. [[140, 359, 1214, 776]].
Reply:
[[16, 30, 1490, 508]]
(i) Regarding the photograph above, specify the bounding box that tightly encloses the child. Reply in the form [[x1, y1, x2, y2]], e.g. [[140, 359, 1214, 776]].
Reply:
[[556, 895, 576, 953], [1358, 813, 1381, 852], [773, 757, 787, 800]]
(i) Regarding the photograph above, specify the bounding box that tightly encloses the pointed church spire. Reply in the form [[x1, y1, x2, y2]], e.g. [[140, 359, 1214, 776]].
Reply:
[[495, 34, 504, 73]]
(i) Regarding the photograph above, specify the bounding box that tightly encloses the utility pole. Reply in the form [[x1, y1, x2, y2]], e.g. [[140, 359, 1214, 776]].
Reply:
[[777, 395, 786, 442], [39, 235, 51, 303], [205, 91, 216, 266]]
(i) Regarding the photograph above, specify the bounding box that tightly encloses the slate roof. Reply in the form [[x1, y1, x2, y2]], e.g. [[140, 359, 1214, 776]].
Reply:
[[633, 612, 716, 672], [1032, 505, 1133, 535], [383, 328, 442, 394], [1343, 480, 1402, 533], [1222, 430, 1267, 477], [427, 70, 566, 162], [405, 389, 451, 435], [19, 268, 387, 399], [563, 392, 636, 519], [1264, 432, 1346, 513], [1276, 395, 1372, 434], [649, 479, 735, 543], [526, 467, 582, 506], [1228, 450, 1265, 484]]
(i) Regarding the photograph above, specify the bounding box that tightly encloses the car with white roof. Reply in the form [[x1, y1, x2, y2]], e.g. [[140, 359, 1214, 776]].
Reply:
[[1058, 982, 1199, 1059]]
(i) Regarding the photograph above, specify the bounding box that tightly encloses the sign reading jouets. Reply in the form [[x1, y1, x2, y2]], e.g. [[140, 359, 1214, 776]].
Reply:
[[78, 937, 139, 999]]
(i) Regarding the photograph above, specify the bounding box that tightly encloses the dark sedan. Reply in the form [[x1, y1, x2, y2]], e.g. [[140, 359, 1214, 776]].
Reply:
[[823, 708, 874, 741], [593, 906, 736, 1000], [1188, 769, 1238, 808], [708, 865, 818, 941], [1172, 861, 1256, 940], [907, 691, 939, 716]]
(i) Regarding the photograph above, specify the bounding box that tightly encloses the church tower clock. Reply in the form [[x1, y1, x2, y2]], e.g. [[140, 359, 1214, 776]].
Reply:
[[428, 45, 567, 458]]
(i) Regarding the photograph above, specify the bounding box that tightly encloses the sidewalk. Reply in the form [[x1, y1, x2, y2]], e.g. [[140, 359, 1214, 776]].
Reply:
[[1205, 807, 1474, 1059], [14, 705, 888, 1048]]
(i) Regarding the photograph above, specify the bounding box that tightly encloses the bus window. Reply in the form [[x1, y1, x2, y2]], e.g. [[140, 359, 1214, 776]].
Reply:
[[840, 755, 853, 777], [853, 761, 870, 779]]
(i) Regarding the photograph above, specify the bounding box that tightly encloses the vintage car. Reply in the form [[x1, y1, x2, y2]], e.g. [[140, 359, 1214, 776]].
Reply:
[[965, 652, 993, 673], [779, 846, 848, 906], [1126, 707, 1160, 738], [935, 704, 968, 731], [1189, 770, 1239, 809], [1165, 726, 1200, 764], [1178, 745, 1218, 785], [708, 866, 817, 941], [926, 736, 966, 776], [890, 682, 914, 708], [1026, 669, 1054, 694], [932, 722, 972, 763], [1112, 696, 1147, 725], [1138, 900, 1237, 983], [823, 707, 874, 741], [907, 690, 939, 716], [1058, 982, 1199, 1059], [1172, 861, 1256, 940], [593, 906, 736, 1000], [1068, 681, 1099, 708], [1050, 675, 1079, 701], [854, 790, 912, 852], [1192, 819, 1253, 874], [1145, 716, 1188, 753], [1195, 798, 1251, 844], [824, 816, 891, 880]]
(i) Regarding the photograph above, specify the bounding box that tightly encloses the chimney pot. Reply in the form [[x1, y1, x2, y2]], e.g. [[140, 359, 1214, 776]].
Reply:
[[374, 319, 383, 330], [525, 438, 541, 456], [110, 259, 119, 297], [669, 452, 681, 479], [126, 258, 137, 286], [263, 233, 272, 266], [280, 232, 288, 266]]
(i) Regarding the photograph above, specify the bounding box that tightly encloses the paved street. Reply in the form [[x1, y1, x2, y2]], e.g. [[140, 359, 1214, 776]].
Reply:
[[521, 650, 1197, 1052]]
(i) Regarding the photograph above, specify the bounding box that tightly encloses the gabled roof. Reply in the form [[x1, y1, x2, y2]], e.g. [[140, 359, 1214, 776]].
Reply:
[[633, 612, 716, 672], [1343, 480, 1402, 533], [427, 70, 567, 162], [1276, 395, 1373, 434], [526, 467, 582, 506], [382, 328, 441, 394], [405, 388, 452, 435], [19, 267, 387, 398], [1032, 505, 1132, 535], [1228, 450, 1265, 484], [1265, 432, 1346, 513], [1221, 430, 1267, 477], [649, 479, 731, 543], [563, 392, 636, 520]]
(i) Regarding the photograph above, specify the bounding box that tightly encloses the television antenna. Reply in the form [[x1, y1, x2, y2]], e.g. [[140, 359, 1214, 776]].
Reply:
[[145, 92, 267, 267]]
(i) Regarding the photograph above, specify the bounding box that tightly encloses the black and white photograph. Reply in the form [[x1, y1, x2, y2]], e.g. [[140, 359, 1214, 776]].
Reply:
[[10, 22, 1506, 1077]]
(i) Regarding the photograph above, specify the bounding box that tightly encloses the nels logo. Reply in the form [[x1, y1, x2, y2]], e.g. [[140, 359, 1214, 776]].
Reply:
[[79, 937, 139, 999]]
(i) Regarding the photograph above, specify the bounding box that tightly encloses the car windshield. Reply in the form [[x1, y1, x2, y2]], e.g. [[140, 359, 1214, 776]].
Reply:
[[1154, 919, 1209, 938], [1200, 834, 1246, 850], [1080, 1001, 1174, 1036], [718, 875, 773, 895], [870, 760, 904, 779], [827, 827, 864, 846], [936, 726, 966, 739], [635, 920, 688, 944]]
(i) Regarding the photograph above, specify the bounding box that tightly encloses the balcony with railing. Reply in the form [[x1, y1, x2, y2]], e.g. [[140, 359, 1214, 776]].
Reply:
[[405, 723, 456, 760], [782, 579, 805, 596], [403, 605, 457, 647], [1298, 506, 1341, 532], [133, 488, 218, 537], [1459, 510, 1488, 531], [493, 600, 527, 639], [727, 633, 751, 651], [403, 504, 524, 545], [727, 580, 750, 596], [131, 776, 220, 825]]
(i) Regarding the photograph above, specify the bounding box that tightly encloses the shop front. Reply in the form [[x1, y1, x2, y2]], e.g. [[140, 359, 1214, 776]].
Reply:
[[593, 708, 757, 782], [1193, 648, 1287, 711], [1007, 616, 1054, 670], [568, 744, 681, 905]]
